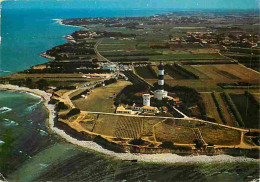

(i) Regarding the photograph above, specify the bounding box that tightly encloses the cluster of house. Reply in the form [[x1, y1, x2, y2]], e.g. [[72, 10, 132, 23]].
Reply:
[[75, 31, 99, 39], [170, 32, 259, 47]]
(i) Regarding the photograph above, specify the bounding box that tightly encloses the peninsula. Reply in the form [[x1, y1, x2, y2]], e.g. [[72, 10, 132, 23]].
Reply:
[[1, 10, 260, 159]]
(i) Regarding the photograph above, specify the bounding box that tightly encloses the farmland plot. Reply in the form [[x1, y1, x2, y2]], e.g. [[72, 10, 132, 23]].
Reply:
[[201, 93, 222, 123], [214, 93, 236, 126], [214, 64, 260, 82], [154, 120, 196, 144], [115, 116, 144, 139], [230, 94, 260, 129]]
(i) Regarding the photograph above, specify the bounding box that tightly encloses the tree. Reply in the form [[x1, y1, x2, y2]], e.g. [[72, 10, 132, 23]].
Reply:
[[36, 79, 49, 90], [24, 78, 34, 89]]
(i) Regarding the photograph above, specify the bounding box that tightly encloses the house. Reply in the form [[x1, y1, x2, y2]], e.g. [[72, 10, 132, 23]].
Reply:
[[116, 106, 135, 115], [141, 106, 159, 114]]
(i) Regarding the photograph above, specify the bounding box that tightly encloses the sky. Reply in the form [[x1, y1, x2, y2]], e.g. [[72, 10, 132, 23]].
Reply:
[[1, 0, 259, 10]]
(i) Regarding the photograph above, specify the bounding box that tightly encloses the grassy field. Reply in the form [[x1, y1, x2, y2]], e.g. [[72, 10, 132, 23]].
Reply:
[[200, 126, 241, 145], [154, 119, 196, 144], [93, 115, 120, 137], [230, 94, 260, 129], [72, 81, 132, 113], [182, 65, 210, 80], [201, 93, 222, 123]]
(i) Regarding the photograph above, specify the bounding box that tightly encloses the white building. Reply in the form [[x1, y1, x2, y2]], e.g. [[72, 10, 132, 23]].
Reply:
[[142, 94, 151, 106]]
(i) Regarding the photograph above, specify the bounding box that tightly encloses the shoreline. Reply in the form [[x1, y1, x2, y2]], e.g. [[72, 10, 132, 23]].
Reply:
[[0, 84, 259, 164], [52, 18, 83, 29]]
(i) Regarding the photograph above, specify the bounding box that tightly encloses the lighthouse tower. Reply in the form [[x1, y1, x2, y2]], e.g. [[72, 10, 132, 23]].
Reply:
[[154, 62, 168, 100]]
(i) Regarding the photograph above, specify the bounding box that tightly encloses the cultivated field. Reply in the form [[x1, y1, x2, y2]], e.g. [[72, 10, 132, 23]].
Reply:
[[214, 93, 236, 126], [72, 81, 132, 113], [191, 64, 259, 82], [115, 116, 144, 139], [201, 93, 222, 124]]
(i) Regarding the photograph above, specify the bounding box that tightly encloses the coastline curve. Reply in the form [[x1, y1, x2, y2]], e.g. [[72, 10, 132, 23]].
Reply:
[[0, 84, 259, 164]]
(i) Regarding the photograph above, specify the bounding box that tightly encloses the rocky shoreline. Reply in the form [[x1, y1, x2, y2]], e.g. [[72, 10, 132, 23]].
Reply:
[[0, 84, 259, 164]]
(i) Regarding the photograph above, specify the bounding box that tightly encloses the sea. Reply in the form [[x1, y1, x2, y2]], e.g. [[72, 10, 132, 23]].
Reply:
[[0, 1, 259, 181]]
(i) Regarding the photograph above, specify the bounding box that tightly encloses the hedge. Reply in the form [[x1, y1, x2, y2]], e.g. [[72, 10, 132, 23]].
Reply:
[[211, 92, 227, 124], [223, 92, 245, 127]]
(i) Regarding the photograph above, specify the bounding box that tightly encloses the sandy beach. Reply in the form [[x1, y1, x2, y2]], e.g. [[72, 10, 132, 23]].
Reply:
[[53, 19, 83, 28], [0, 84, 259, 164]]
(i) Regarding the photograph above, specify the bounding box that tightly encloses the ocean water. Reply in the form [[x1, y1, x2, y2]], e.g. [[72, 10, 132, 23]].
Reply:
[[0, 1, 168, 76], [0, 1, 259, 181]]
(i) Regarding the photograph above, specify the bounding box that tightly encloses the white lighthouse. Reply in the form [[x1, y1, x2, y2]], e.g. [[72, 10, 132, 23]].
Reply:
[[154, 62, 168, 100], [142, 94, 151, 106]]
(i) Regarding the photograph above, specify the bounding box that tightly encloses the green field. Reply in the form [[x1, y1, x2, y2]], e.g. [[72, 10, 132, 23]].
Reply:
[[72, 81, 132, 113]]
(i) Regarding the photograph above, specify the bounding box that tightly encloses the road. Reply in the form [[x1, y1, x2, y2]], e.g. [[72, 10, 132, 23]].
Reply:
[[94, 38, 112, 63]]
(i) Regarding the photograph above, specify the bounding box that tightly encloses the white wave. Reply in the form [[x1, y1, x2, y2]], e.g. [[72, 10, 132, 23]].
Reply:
[[0, 140, 5, 145], [26, 99, 42, 112], [1, 84, 259, 164], [39, 129, 48, 136], [3, 119, 19, 126], [0, 107, 12, 114]]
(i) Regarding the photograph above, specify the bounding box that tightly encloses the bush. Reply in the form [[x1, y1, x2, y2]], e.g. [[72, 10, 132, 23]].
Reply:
[[129, 138, 146, 146], [159, 141, 175, 149]]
